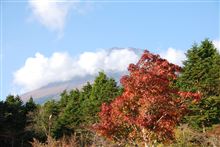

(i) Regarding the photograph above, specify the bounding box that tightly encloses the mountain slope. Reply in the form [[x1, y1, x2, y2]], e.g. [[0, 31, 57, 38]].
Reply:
[[20, 48, 143, 104], [20, 76, 94, 104]]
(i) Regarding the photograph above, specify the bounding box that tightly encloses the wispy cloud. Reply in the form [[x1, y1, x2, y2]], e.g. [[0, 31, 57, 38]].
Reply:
[[28, 0, 93, 36], [13, 48, 140, 92], [28, 0, 72, 35]]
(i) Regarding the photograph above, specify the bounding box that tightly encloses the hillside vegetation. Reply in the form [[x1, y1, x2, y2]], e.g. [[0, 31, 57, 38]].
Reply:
[[0, 39, 219, 147]]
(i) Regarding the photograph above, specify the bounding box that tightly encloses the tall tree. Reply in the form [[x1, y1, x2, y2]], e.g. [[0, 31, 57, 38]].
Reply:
[[0, 95, 27, 147], [25, 97, 37, 112], [177, 39, 220, 129], [81, 72, 122, 124], [94, 50, 200, 146], [52, 83, 93, 145], [178, 39, 220, 96], [53, 89, 81, 138]]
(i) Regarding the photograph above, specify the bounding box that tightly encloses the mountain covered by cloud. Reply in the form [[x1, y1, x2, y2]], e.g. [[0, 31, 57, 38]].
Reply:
[[14, 48, 142, 93], [16, 42, 220, 103]]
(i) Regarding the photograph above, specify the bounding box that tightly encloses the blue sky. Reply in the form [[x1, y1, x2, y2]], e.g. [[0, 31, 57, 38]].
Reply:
[[1, 0, 219, 100]]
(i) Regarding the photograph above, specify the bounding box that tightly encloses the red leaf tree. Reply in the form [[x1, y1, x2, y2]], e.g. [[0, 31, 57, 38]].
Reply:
[[94, 50, 200, 146]]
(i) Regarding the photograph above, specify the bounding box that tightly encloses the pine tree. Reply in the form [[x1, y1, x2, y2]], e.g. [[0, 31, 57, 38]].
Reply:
[[0, 95, 27, 146], [53, 89, 81, 138], [178, 39, 220, 129], [25, 97, 37, 112], [81, 72, 121, 124]]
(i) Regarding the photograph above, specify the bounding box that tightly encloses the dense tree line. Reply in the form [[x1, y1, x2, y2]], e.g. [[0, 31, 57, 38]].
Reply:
[[0, 96, 37, 146], [35, 72, 121, 140], [0, 39, 219, 146]]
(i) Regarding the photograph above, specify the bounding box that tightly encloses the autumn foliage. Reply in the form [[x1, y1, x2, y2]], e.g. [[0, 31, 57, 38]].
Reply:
[[94, 50, 200, 145]]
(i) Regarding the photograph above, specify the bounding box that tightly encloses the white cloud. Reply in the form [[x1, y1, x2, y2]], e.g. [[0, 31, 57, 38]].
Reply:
[[159, 40, 220, 66], [13, 49, 139, 92], [28, 0, 72, 33], [213, 40, 220, 52], [13, 47, 188, 93], [77, 49, 139, 74], [160, 47, 186, 66]]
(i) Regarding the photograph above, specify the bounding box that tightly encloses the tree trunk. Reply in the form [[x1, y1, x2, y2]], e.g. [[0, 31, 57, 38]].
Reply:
[[142, 128, 149, 147]]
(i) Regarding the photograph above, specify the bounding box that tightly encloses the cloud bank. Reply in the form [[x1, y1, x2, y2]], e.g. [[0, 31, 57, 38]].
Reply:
[[28, 0, 72, 33], [14, 49, 140, 92], [13, 47, 190, 92]]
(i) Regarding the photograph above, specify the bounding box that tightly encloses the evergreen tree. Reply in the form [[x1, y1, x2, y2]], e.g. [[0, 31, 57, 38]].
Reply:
[[178, 39, 220, 129], [25, 97, 37, 112], [53, 89, 81, 138], [81, 72, 122, 124], [59, 90, 70, 109], [0, 95, 27, 146], [52, 73, 121, 140], [79, 82, 92, 102]]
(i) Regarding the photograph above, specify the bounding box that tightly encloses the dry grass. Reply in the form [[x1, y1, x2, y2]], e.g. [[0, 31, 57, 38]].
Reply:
[[31, 134, 120, 147], [31, 135, 78, 147], [172, 124, 220, 147], [31, 125, 220, 147]]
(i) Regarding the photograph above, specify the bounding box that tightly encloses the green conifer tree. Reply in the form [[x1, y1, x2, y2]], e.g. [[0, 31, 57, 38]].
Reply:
[[81, 72, 122, 124], [178, 39, 220, 129]]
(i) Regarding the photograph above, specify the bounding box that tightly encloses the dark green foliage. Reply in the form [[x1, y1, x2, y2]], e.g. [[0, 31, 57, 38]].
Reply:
[[25, 97, 37, 112], [33, 100, 59, 137], [51, 83, 93, 145], [0, 95, 26, 146], [53, 89, 81, 138], [0, 95, 37, 147], [25, 99, 59, 145], [34, 72, 122, 142], [177, 39, 220, 129], [186, 96, 220, 129], [178, 39, 220, 95], [59, 90, 71, 108], [79, 82, 92, 102], [81, 72, 122, 124]]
